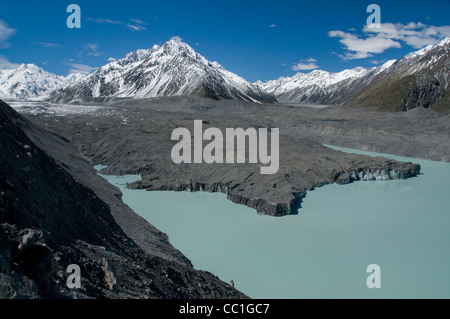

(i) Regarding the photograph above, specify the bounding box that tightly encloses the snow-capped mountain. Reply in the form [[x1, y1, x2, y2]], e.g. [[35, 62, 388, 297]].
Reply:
[[256, 37, 450, 112], [0, 64, 83, 100], [254, 61, 402, 106], [255, 67, 368, 96], [64, 73, 86, 84], [4, 37, 448, 111], [351, 37, 450, 113], [255, 66, 372, 104], [52, 39, 275, 103]]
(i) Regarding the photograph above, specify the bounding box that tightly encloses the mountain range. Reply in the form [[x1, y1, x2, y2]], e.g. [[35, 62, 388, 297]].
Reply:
[[256, 37, 450, 113], [0, 64, 84, 100], [1, 37, 449, 113], [51, 39, 275, 104], [254, 63, 392, 105]]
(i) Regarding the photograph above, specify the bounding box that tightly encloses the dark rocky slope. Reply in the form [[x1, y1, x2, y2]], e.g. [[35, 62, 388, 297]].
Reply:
[[0, 99, 246, 299]]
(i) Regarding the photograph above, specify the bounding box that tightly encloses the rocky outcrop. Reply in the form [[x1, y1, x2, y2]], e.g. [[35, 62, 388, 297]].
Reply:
[[125, 157, 420, 217], [101, 258, 118, 292], [126, 158, 419, 216]]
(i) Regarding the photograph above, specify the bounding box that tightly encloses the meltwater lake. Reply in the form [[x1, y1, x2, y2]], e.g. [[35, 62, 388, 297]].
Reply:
[[96, 146, 450, 299]]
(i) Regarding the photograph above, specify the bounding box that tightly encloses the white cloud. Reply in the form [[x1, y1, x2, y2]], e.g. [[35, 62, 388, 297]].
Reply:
[[66, 63, 97, 75], [31, 41, 61, 48], [86, 43, 101, 57], [107, 57, 116, 62], [125, 24, 146, 31], [329, 30, 401, 59], [329, 21, 450, 60], [170, 36, 183, 42], [0, 55, 20, 70], [130, 18, 146, 25], [87, 18, 123, 25], [292, 63, 319, 71], [364, 22, 450, 48], [0, 20, 16, 48], [292, 58, 319, 71], [88, 17, 146, 31]]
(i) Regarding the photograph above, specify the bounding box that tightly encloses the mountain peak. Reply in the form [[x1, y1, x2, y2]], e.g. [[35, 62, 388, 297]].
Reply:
[[159, 38, 198, 57], [51, 39, 275, 103], [402, 38, 449, 61], [167, 36, 184, 44], [123, 48, 156, 63], [0, 64, 80, 100], [438, 37, 450, 47], [16, 63, 41, 72]]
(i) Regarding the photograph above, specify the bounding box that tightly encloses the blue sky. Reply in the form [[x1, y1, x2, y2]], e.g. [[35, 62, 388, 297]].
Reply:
[[0, 0, 449, 82]]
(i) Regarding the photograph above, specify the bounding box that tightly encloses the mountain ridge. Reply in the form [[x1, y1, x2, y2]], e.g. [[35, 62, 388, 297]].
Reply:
[[51, 38, 275, 104], [351, 37, 450, 113], [256, 37, 450, 113], [0, 64, 83, 100], [2, 38, 449, 112]]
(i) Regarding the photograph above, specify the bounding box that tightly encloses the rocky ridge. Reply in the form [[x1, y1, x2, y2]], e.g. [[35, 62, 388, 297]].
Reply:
[[256, 38, 450, 113]]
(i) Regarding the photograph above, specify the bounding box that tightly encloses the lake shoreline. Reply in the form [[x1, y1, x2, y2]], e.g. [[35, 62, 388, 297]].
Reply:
[[97, 146, 450, 298]]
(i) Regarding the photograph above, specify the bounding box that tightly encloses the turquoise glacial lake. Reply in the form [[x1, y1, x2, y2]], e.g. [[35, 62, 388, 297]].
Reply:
[[96, 146, 450, 299]]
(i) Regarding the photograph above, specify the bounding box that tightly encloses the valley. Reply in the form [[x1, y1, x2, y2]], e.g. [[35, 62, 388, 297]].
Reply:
[[21, 97, 448, 217], [1, 34, 449, 300]]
